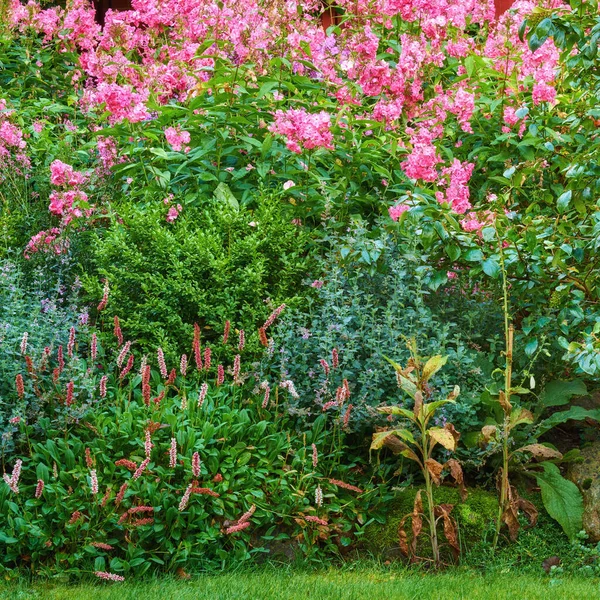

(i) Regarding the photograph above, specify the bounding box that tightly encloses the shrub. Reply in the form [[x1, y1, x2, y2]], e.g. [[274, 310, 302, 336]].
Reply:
[[260, 225, 501, 437], [81, 193, 312, 359]]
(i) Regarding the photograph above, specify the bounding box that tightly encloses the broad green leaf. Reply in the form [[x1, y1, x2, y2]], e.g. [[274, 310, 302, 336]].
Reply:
[[557, 190, 572, 212], [539, 379, 587, 408], [377, 406, 414, 419], [482, 258, 501, 278], [537, 406, 600, 436], [534, 462, 583, 540]]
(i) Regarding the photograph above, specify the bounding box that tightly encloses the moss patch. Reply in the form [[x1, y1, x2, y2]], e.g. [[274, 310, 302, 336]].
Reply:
[[364, 486, 498, 557]]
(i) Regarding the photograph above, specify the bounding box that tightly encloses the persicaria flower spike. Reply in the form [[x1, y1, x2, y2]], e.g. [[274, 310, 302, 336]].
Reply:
[[117, 341, 131, 368], [180, 354, 187, 377], [217, 364, 224, 386], [113, 316, 123, 346], [233, 354, 241, 382], [99, 375, 108, 398], [263, 304, 286, 329], [178, 483, 193, 512], [90, 469, 99, 495], [203, 347, 211, 371], [157, 347, 168, 379], [169, 437, 177, 468], [144, 428, 153, 458], [331, 348, 339, 369], [35, 479, 44, 499], [315, 486, 323, 507], [132, 458, 150, 480], [94, 572, 125, 582], [223, 320, 230, 344], [238, 330, 245, 352], [66, 380, 74, 406], [192, 452, 201, 478], [15, 374, 24, 399], [119, 353, 134, 380], [198, 382, 208, 408], [20, 332, 28, 355], [3, 459, 22, 494], [97, 279, 109, 312], [90, 333, 97, 362], [312, 444, 318, 468]]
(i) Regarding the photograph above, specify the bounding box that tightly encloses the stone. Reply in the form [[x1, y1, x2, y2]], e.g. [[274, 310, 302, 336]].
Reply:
[[568, 443, 600, 542]]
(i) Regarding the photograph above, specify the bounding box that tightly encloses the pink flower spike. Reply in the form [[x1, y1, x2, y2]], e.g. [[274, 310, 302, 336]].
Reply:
[[192, 452, 201, 478], [94, 571, 125, 582], [169, 438, 177, 468]]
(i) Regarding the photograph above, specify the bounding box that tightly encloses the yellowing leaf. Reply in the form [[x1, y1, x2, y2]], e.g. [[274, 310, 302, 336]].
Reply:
[[422, 355, 448, 383], [428, 426, 458, 451]]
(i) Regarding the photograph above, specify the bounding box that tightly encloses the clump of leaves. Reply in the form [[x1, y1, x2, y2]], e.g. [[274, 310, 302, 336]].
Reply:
[[370, 341, 465, 568]]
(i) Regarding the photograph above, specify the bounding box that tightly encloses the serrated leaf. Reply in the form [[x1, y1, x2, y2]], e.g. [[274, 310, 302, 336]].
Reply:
[[534, 462, 583, 540]]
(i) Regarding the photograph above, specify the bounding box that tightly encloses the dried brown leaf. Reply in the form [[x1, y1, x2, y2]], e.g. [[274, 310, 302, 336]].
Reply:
[[498, 390, 512, 414], [410, 491, 423, 556], [445, 458, 468, 501], [425, 459, 444, 486], [414, 390, 424, 419], [517, 444, 563, 461], [398, 515, 410, 557], [481, 425, 498, 443]]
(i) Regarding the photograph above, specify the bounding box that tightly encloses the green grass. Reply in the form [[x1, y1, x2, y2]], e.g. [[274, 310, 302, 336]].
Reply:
[[2, 568, 599, 600]]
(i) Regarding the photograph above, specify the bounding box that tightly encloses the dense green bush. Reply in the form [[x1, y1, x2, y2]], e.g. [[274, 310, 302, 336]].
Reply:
[[81, 193, 312, 359]]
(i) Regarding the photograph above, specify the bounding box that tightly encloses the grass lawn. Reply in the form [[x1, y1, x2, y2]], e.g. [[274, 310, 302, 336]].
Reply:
[[2, 568, 599, 600]]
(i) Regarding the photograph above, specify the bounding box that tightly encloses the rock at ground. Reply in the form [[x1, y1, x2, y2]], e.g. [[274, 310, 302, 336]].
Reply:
[[568, 443, 600, 542]]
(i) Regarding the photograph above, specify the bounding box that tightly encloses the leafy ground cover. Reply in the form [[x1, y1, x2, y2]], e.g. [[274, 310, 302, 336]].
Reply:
[[2, 567, 598, 600], [4, 0, 600, 585]]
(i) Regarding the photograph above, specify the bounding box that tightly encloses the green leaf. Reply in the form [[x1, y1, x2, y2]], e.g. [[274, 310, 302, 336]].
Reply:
[[539, 379, 587, 408], [214, 182, 239, 210], [482, 258, 501, 278], [537, 407, 600, 435], [557, 190, 572, 213], [534, 462, 583, 540], [524, 338, 538, 356]]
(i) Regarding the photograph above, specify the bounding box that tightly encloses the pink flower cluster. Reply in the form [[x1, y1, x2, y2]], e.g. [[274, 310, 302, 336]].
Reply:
[[269, 109, 334, 154], [164, 126, 191, 153]]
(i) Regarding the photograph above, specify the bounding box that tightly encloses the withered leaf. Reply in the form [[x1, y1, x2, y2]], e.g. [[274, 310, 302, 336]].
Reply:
[[434, 504, 460, 559], [481, 425, 498, 443], [516, 444, 563, 461], [414, 390, 424, 419], [445, 458, 468, 501], [411, 491, 423, 556], [498, 390, 512, 414], [425, 458, 444, 486], [516, 497, 538, 528]]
